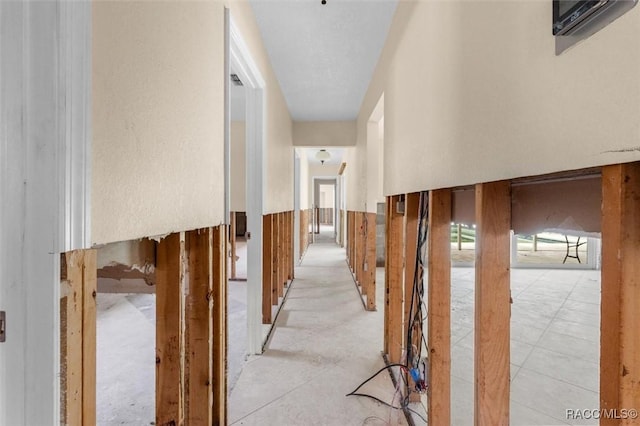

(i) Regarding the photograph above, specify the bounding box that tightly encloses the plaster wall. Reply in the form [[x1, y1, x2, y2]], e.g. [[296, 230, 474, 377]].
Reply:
[[298, 149, 310, 209], [293, 121, 357, 147], [357, 1, 640, 197], [229, 0, 294, 214], [92, 1, 226, 244]]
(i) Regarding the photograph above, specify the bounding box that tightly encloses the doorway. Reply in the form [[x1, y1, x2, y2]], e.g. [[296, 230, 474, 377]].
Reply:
[[313, 178, 338, 243], [225, 12, 266, 363]]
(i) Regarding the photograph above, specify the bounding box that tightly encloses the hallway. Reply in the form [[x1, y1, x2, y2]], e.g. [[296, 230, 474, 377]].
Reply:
[[228, 239, 408, 425]]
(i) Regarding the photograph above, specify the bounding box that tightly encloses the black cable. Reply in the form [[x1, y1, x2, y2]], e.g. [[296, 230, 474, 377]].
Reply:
[[347, 392, 428, 424], [345, 363, 407, 398]]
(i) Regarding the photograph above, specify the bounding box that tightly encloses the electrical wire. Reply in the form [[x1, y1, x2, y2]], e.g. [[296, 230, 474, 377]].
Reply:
[[348, 193, 431, 424]]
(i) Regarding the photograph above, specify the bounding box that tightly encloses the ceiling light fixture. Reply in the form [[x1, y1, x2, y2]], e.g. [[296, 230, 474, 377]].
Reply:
[[315, 149, 331, 165], [321, 0, 326, 4]]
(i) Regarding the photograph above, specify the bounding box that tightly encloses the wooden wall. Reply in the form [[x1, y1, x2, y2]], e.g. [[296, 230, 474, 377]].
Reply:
[[262, 211, 295, 325], [382, 162, 640, 424], [346, 210, 376, 311]]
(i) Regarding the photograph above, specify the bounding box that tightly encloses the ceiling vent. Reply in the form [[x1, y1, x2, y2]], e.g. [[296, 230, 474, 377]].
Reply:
[[230, 74, 243, 86]]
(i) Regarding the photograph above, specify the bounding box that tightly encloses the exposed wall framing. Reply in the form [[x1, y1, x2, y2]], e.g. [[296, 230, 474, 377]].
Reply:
[[211, 227, 228, 425], [381, 163, 640, 424], [60, 249, 97, 425], [299, 208, 310, 259], [403, 192, 421, 403], [230, 212, 237, 280], [263, 215, 274, 324], [155, 233, 182, 425], [261, 211, 295, 326], [474, 181, 511, 425], [427, 189, 452, 422], [384, 197, 404, 364], [154, 226, 227, 426], [345, 210, 377, 311], [601, 162, 640, 425], [364, 212, 377, 311]]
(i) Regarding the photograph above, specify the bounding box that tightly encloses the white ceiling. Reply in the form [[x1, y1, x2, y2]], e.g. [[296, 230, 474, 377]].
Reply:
[[250, 0, 397, 121]]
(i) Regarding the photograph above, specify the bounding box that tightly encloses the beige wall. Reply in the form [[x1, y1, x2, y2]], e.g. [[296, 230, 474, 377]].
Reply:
[[344, 141, 368, 211], [298, 150, 310, 210], [92, 1, 295, 245], [348, 4, 416, 212], [366, 119, 385, 212], [230, 121, 246, 212], [293, 121, 357, 147], [228, 1, 294, 215], [92, 1, 225, 245], [365, 1, 640, 197]]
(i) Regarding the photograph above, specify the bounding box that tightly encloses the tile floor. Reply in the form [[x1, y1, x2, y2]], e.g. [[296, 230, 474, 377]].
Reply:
[[447, 267, 600, 426]]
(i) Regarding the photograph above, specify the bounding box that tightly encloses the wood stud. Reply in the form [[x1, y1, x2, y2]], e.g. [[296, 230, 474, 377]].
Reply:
[[271, 214, 279, 306], [263, 215, 273, 324], [385, 196, 404, 364], [154, 227, 227, 426], [345, 209, 377, 311], [601, 163, 640, 425], [355, 212, 363, 287], [261, 211, 296, 325], [212, 226, 227, 426], [185, 229, 213, 426], [428, 189, 452, 423], [155, 234, 183, 426], [230, 212, 237, 280], [403, 192, 420, 402], [474, 181, 511, 426], [365, 212, 377, 311], [277, 213, 284, 297], [60, 249, 97, 426]]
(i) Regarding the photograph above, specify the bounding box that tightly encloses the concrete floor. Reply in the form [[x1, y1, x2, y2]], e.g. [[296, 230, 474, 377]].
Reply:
[[228, 234, 408, 426], [96, 230, 601, 425], [96, 293, 155, 425]]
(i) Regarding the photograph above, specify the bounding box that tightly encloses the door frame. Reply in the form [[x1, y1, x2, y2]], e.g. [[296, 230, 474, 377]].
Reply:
[[227, 14, 266, 355], [0, 1, 92, 424]]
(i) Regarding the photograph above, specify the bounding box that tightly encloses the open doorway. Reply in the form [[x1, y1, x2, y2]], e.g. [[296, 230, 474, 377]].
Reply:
[[225, 13, 267, 370], [313, 178, 338, 243], [227, 61, 249, 393]]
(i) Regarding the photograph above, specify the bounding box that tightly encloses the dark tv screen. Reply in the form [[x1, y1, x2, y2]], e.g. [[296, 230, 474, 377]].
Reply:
[[553, 0, 608, 35]]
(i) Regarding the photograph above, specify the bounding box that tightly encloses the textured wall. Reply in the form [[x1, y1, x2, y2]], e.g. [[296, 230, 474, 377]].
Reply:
[[92, 1, 225, 244], [293, 121, 357, 147], [357, 1, 640, 198], [229, 1, 294, 214]]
